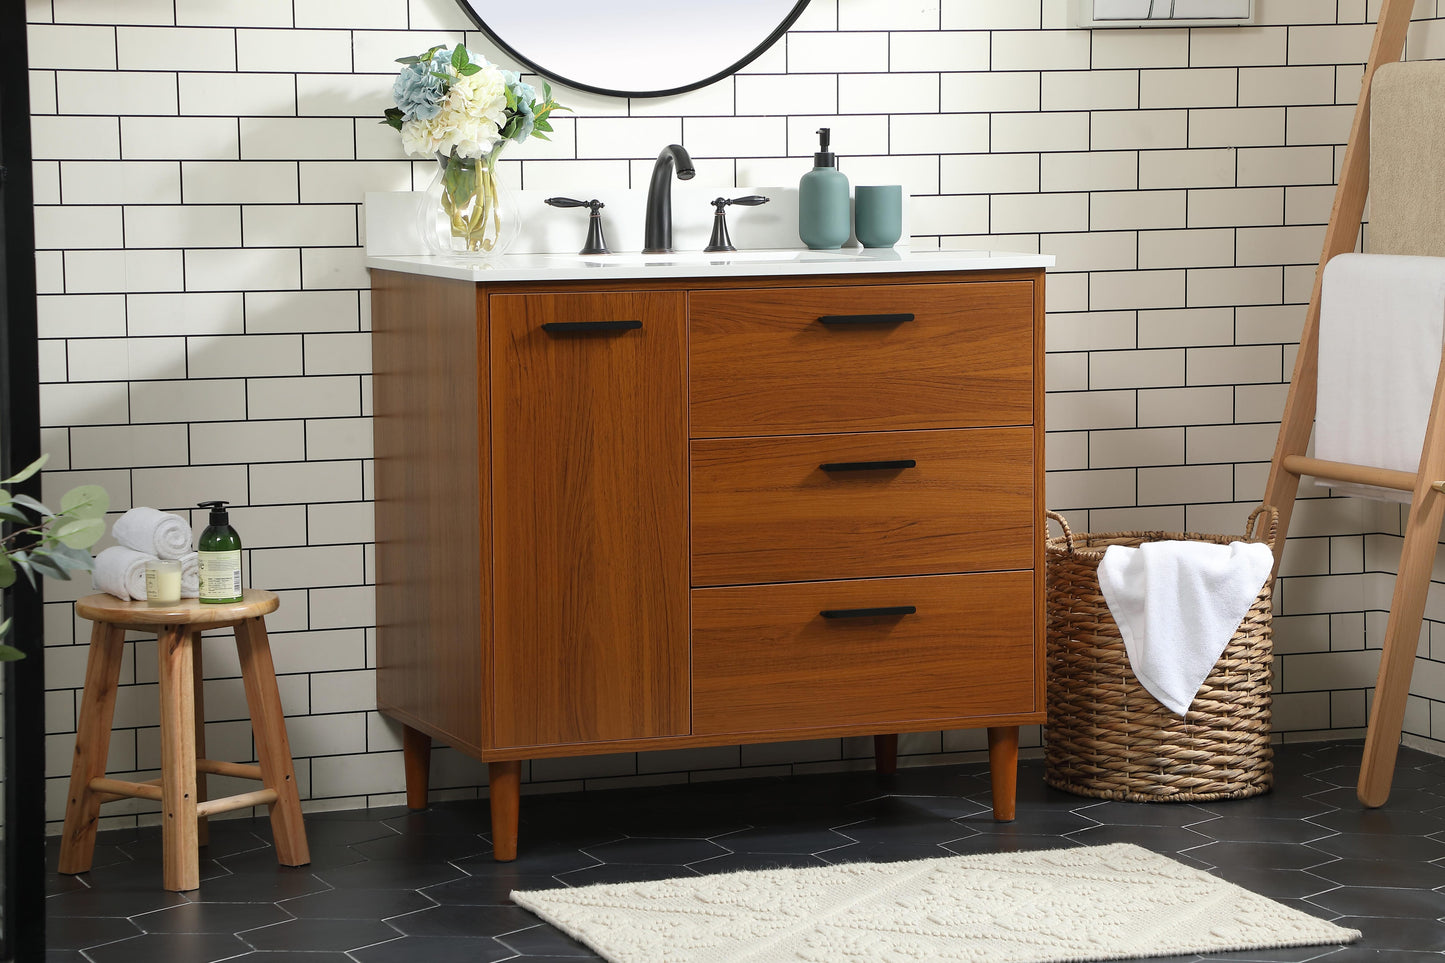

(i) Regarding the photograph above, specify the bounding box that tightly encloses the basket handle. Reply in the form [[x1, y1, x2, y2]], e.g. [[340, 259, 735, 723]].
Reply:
[[1245, 504, 1279, 549], [1045, 510, 1077, 553]]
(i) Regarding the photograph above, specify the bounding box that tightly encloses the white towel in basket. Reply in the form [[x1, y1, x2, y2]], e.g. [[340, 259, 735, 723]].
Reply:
[[1097, 539, 1274, 716]]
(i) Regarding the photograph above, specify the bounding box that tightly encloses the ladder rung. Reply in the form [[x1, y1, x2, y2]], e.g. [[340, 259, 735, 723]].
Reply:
[[1281, 455, 1419, 493], [197, 759, 263, 781]]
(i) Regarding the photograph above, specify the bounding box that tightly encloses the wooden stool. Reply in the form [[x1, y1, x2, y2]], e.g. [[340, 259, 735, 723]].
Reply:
[[58, 589, 310, 891]]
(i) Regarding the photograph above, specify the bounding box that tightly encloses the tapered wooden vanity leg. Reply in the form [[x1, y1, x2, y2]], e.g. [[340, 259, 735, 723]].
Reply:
[[489, 760, 521, 862], [402, 725, 432, 810], [874, 734, 898, 775], [192, 632, 209, 849], [987, 726, 1019, 822]]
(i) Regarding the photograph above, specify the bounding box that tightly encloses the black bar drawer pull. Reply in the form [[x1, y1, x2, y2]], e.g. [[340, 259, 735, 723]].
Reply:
[[820, 459, 917, 472], [817, 313, 915, 325], [541, 320, 643, 334], [820, 605, 917, 620]]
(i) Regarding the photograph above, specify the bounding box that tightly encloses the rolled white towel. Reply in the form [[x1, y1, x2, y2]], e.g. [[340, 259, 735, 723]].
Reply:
[[179, 552, 199, 599], [112, 507, 193, 560], [92, 545, 154, 601]]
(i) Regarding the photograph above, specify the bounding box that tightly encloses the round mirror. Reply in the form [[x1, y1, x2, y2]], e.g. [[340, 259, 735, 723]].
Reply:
[[454, 0, 812, 98]]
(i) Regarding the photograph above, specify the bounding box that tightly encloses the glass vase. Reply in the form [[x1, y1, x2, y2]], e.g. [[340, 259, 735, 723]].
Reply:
[[419, 144, 519, 259]]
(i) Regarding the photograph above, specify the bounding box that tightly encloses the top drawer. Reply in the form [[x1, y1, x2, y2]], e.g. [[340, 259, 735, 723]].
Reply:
[[689, 281, 1034, 437]]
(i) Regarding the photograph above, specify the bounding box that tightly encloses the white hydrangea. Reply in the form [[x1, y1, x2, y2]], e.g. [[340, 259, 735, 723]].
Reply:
[[399, 63, 510, 159]]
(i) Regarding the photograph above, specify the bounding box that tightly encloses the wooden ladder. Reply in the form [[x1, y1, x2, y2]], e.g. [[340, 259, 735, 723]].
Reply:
[[1262, 0, 1432, 808]]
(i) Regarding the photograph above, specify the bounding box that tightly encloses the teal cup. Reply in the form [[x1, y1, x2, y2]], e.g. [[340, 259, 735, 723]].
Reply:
[[854, 185, 903, 248]]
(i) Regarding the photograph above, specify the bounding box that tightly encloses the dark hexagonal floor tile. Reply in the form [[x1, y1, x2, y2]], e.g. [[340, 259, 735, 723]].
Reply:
[[687, 852, 830, 874], [46, 884, 187, 919], [1208, 866, 1337, 900], [553, 862, 699, 887], [1307, 884, 1445, 920], [41, 915, 143, 951], [421, 871, 561, 906], [1308, 832, 1445, 862], [278, 886, 436, 919], [349, 935, 520, 963], [820, 840, 963, 863], [385, 903, 539, 938], [1309, 856, 1445, 889], [1308, 806, 1445, 837], [312, 858, 466, 891], [580, 835, 730, 865], [495, 921, 597, 957], [1187, 839, 1337, 872], [133, 899, 291, 933], [1191, 814, 1337, 845], [940, 834, 1083, 857], [186, 869, 333, 903], [454, 840, 607, 876], [1343, 915, 1445, 952], [83, 932, 250, 963], [240, 916, 401, 952], [709, 824, 853, 855], [1067, 823, 1216, 853], [1077, 800, 1215, 828]]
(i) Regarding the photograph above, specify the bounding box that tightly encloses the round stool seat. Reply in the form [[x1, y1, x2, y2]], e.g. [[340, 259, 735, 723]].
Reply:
[[76, 588, 278, 626]]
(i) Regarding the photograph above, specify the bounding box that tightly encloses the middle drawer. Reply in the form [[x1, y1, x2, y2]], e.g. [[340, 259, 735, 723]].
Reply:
[[691, 427, 1033, 586]]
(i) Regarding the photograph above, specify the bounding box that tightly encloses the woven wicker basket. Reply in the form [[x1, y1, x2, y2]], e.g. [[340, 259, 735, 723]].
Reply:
[[1043, 506, 1277, 803]]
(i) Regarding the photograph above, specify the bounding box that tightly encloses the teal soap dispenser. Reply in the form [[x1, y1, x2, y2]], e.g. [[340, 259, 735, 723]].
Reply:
[[798, 127, 850, 250]]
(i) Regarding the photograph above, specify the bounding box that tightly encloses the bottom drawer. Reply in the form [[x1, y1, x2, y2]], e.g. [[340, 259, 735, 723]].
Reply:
[[692, 572, 1035, 736]]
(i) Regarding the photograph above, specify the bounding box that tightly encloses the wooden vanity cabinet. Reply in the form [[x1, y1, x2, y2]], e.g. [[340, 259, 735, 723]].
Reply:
[[371, 266, 1047, 862]]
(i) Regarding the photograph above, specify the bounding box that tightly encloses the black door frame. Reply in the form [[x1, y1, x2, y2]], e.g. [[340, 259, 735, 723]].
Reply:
[[1, 2, 46, 960]]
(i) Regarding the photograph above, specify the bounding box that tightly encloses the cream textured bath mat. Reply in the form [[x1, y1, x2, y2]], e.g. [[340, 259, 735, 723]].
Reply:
[[512, 842, 1360, 963]]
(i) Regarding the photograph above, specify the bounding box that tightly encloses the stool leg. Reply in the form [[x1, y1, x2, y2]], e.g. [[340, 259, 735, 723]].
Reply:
[[58, 622, 127, 875], [235, 615, 309, 867], [192, 631, 209, 848], [157, 625, 200, 892]]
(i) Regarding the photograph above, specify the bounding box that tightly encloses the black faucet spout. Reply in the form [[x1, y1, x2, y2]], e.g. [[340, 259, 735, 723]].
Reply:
[[642, 144, 695, 253]]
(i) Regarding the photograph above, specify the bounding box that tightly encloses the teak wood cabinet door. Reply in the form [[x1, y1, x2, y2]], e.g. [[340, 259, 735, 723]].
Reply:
[[489, 290, 690, 749]]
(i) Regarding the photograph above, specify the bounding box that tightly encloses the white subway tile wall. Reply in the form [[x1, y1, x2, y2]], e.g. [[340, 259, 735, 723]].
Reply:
[[27, 0, 1445, 829]]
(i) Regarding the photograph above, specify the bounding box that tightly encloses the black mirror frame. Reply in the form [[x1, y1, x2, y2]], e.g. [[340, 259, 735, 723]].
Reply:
[[450, 0, 813, 98]]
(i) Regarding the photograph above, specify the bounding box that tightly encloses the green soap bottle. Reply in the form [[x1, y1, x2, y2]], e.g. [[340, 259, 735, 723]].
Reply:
[[197, 500, 243, 603], [798, 127, 851, 250]]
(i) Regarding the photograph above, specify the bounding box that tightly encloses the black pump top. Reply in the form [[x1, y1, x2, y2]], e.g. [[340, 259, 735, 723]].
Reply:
[[198, 500, 231, 526], [813, 127, 836, 168]]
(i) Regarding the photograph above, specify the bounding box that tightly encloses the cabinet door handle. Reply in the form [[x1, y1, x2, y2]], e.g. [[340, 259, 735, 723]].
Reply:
[[817, 313, 915, 325], [819, 459, 917, 472], [820, 605, 917, 619], [541, 320, 643, 334]]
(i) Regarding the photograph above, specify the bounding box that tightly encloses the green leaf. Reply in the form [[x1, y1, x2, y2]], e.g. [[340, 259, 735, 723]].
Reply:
[[0, 644, 24, 662], [11, 493, 50, 517], [0, 505, 27, 524], [0, 490, 11, 507], [451, 45, 469, 70], [531, 132, 550, 142], [47, 541, 96, 572], [0, 453, 48, 486], [0, 555, 13, 589], [534, 118, 553, 133], [26, 552, 68, 582], [0, 617, 10, 638], [60, 484, 108, 519], [396, 55, 423, 64], [429, 70, 453, 83], [55, 516, 105, 550], [457, 63, 480, 76]]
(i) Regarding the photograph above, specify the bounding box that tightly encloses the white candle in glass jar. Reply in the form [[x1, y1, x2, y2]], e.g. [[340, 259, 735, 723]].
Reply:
[[145, 558, 182, 605]]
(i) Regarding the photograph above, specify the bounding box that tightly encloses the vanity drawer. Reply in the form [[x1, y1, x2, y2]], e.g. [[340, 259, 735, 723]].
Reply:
[[690, 428, 1033, 586], [692, 572, 1035, 736], [689, 281, 1034, 437]]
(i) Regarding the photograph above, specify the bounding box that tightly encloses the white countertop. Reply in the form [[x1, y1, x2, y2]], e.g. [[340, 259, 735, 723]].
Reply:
[[364, 248, 1054, 283]]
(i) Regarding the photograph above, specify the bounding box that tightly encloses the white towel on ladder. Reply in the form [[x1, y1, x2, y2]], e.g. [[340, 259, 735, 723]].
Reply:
[[1098, 539, 1274, 716], [1316, 253, 1445, 502]]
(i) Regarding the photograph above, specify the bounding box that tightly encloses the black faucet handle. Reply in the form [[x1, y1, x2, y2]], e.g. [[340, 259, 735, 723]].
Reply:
[[544, 197, 609, 254], [705, 195, 772, 253], [710, 194, 772, 213], [545, 196, 605, 214]]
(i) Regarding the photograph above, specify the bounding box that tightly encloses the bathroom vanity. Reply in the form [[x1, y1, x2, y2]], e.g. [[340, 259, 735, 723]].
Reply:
[[366, 249, 1051, 860]]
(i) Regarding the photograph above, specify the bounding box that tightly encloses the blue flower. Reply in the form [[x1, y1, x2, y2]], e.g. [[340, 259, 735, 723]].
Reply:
[[392, 57, 448, 121], [503, 71, 538, 142]]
